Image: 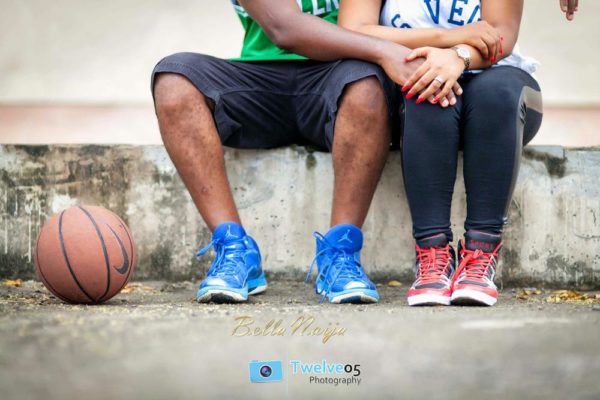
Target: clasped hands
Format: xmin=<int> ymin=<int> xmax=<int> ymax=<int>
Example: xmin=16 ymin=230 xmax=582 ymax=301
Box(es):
xmin=402 ymin=21 xmax=503 ymax=108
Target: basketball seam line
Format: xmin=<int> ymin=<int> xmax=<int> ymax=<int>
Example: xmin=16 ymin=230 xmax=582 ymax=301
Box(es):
xmin=35 ymin=230 xmax=71 ymax=303
xmin=78 ymin=206 xmax=112 ymax=303
xmin=59 ymin=210 xmax=95 ymax=303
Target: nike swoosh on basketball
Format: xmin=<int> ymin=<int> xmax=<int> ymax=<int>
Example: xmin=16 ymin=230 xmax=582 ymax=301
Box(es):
xmin=106 ymin=224 xmax=130 ymax=275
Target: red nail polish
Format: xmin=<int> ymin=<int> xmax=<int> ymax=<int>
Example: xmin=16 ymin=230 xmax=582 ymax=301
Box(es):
xmin=432 ymin=98 xmax=438 ymax=104
xmin=406 ymin=92 xmax=414 ymax=100
xmin=401 ymin=85 xmax=410 ymax=92
xmin=416 ymin=97 xmax=424 ymax=104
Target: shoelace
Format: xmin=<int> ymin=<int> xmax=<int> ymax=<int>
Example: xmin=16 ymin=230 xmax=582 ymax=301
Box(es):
xmin=452 ymin=244 xmax=499 ymax=285
xmin=305 ymin=232 xmax=366 ymax=303
xmin=197 ymin=238 xmax=247 ymax=280
xmin=415 ymin=245 xmax=453 ymax=285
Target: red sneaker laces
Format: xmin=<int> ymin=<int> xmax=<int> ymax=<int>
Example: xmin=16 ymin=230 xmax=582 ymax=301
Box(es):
xmin=415 ymin=245 xmax=452 ymax=284
xmin=452 ymin=244 xmax=500 ymax=284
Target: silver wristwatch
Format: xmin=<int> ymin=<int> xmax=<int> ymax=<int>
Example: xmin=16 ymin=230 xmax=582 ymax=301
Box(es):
xmin=452 ymin=46 xmax=471 ymax=70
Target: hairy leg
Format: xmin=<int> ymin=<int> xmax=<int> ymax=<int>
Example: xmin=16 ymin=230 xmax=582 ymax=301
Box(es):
xmin=153 ymin=73 xmax=240 ymax=231
xmin=330 ymin=77 xmax=391 ymax=228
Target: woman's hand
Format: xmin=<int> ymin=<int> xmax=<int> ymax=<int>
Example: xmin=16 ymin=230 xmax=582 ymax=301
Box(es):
xmin=402 ymin=47 xmax=465 ymax=106
xmin=447 ymin=21 xmax=503 ymax=62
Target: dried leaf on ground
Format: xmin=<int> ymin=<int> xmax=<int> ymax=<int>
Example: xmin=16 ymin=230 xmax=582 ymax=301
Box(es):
xmin=387 ymin=280 xmax=403 ymax=287
xmin=121 ymin=283 xmax=157 ymax=294
xmin=545 ymin=290 xmax=600 ymax=304
xmin=1 ymin=279 xmax=23 ymax=287
xmin=515 ymin=288 xmax=542 ymax=300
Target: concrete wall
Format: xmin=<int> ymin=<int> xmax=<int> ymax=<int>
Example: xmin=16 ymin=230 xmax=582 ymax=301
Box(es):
xmin=1 ymin=145 xmax=599 ymax=288
xmin=0 ymin=0 xmax=599 ymax=106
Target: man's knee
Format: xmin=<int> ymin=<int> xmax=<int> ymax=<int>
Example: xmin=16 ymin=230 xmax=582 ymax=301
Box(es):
xmin=339 ymin=77 xmax=388 ymax=119
xmin=153 ymin=73 xmax=209 ymax=118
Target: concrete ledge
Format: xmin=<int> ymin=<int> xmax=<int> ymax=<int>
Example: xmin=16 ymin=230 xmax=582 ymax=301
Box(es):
xmin=1 ymin=145 xmax=599 ymax=288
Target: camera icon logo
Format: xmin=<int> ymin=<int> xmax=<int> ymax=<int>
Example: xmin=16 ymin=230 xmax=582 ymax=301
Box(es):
xmin=248 ymin=360 xmax=284 ymax=383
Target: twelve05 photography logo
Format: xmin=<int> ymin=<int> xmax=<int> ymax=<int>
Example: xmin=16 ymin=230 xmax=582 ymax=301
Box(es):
xmin=248 ymin=360 xmax=284 ymax=383
xmin=249 ymin=359 xmax=362 ymax=386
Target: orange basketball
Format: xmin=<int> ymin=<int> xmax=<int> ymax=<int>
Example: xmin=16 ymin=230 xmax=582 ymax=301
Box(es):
xmin=35 ymin=205 xmax=136 ymax=304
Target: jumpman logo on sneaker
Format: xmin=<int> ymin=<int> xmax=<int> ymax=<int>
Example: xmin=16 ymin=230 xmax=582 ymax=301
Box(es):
xmin=225 ymin=226 xmax=238 ymax=240
xmin=338 ymin=229 xmax=353 ymax=244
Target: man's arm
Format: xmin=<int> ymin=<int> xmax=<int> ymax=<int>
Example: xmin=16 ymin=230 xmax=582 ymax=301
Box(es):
xmin=237 ymin=0 xmax=418 ymax=85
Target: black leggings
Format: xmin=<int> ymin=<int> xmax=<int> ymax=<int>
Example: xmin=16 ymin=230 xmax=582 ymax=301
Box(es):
xmin=401 ymin=66 xmax=543 ymax=242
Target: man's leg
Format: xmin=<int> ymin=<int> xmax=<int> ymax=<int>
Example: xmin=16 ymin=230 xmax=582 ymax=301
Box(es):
xmin=330 ymin=77 xmax=391 ymax=228
xmin=151 ymin=53 xmax=295 ymax=303
xmin=297 ymin=61 xmax=395 ymax=304
xmin=153 ymin=73 xmax=240 ymax=231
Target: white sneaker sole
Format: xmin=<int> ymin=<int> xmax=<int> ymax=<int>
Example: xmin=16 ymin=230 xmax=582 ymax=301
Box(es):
xmin=197 ymin=289 xmax=247 ymax=303
xmin=248 ymin=284 xmax=268 ymax=295
xmin=407 ymin=293 xmax=451 ymax=306
xmin=329 ymin=291 xmax=379 ymax=304
xmin=197 ymin=283 xmax=268 ymax=303
xmin=451 ymin=288 xmax=497 ymax=306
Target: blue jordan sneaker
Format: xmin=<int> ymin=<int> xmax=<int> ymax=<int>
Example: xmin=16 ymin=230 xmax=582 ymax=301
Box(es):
xmin=196 ymin=222 xmax=267 ymax=303
xmin=305 ymin=224 xmax=379 ymax=304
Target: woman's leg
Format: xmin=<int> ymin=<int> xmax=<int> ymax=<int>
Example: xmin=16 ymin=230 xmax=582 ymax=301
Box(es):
xmin=461 ymin=66 xmax=543 ymax=235
xmin=452 ymin=66 xmax=543 ymax=306
xmin=401 ymin=97 xmax=462 ymax=242
xmin=401 ymin=95 xmax=462 ymax=306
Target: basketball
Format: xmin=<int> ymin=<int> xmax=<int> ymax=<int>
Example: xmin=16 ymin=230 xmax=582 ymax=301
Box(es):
xmin=34 ymin=205 xmax=136 ymax=304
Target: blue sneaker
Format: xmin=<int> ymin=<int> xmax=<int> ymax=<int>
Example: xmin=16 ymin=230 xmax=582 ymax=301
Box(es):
xmin=196 ymin=222 xmax=267 ymax=303
xmin=305 ymin=224 xmax=379 ymax=304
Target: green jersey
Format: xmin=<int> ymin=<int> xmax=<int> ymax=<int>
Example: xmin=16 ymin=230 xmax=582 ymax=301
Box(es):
xmin=230 ymin=0 xmax=339 ymax=61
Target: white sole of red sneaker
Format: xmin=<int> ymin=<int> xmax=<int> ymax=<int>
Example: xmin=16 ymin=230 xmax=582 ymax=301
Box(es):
xmin=451 ymin=289 xmax=497 ymax=306
xmin=407 ymin=293 xmax=451 ymax=306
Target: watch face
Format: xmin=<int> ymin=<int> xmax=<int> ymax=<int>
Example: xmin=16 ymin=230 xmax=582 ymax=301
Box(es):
xmin=457 ymin=47 xmax=470 ymax=58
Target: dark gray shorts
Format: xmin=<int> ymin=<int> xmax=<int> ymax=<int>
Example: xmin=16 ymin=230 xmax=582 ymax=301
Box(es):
xmin=151 ymin=53 xmax=397 ymax=151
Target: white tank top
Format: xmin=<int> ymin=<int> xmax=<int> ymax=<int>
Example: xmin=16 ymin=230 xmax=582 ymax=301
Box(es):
xmin=380 ymin=0 xmax=539 ymax=75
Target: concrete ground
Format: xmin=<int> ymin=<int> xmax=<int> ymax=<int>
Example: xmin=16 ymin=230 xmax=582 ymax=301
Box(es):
xmin=1 ymin=280 xmax=599 ymax=400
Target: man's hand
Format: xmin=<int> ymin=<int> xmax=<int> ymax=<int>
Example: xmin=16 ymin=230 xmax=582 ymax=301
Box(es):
xmin=378 ymin=43 xmax=424 ymax=86
xmin=378 ymin=45 xmax=460 ymax=107
xmin=560 ymin=0 xmax=578 ymax=21
xmin=379 ymin=44 xmax=462 ymax=108
xmin=402 ymin=47 xmax=466 ymax=107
